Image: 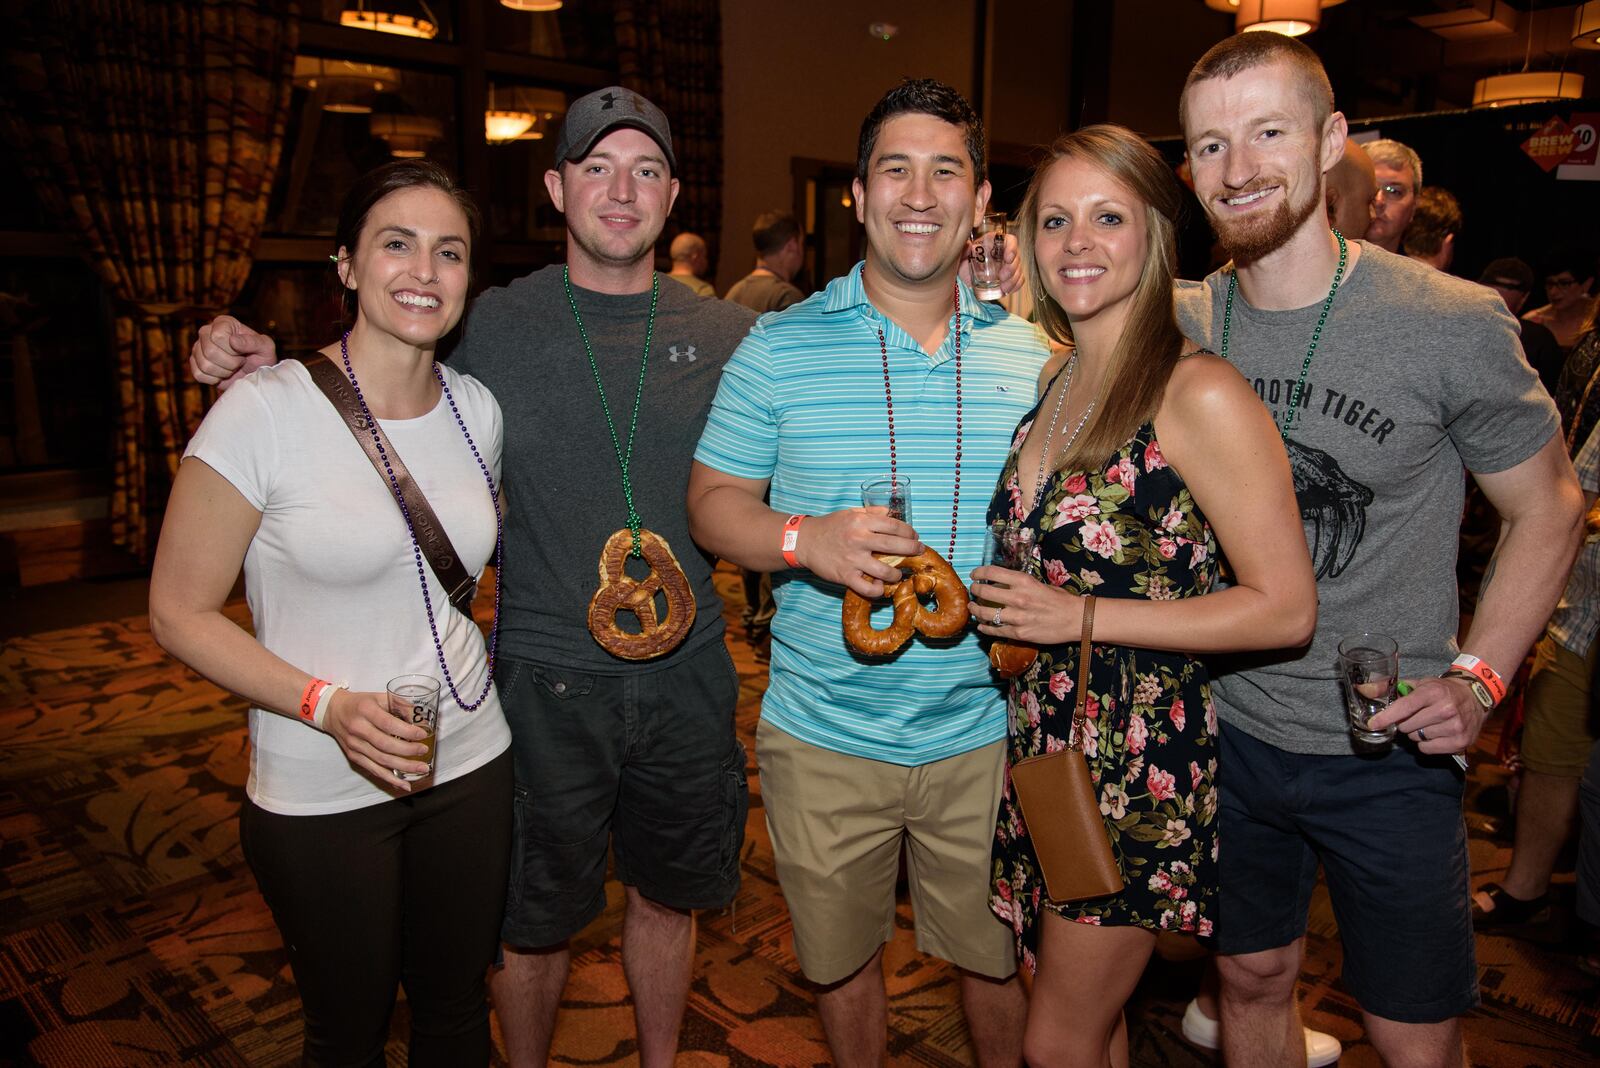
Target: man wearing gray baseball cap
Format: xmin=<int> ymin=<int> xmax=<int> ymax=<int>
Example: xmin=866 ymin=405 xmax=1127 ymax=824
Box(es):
xmin=553 ymin=85 xmax=679 ymax=173
xmin=188 ymin=84 xmax=758 ymax=1067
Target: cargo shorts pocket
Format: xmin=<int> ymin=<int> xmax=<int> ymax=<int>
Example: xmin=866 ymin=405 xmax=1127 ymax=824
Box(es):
xmin=719 ymin=739 xmax=750 ymax=884
xmin=506 ymin=782 xmax=535 ymax=912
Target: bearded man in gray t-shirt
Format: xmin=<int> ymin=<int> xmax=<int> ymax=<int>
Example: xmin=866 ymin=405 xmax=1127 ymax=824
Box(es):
xmin=1176 ymin=32 xmax=1582 ymax=1068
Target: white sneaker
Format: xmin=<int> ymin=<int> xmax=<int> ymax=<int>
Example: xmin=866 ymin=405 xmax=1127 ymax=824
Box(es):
xmin=1181 ymin=998 xmax=1342 ymax=1066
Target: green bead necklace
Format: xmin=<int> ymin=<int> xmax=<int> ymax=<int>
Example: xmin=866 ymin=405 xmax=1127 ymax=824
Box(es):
xmin=563 ymin=266 xmax=658 ymax=558
xmin=1221 ymin=229 xmax=1347 ymax=438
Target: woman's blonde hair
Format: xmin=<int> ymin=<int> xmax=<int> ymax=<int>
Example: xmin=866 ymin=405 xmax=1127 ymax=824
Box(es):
xmin=1017 ymin=124 xmax=1186 ymax=473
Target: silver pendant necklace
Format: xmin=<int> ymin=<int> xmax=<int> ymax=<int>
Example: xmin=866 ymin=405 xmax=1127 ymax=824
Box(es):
xmin=1027 ymin=351 xmax=1097 ymax=514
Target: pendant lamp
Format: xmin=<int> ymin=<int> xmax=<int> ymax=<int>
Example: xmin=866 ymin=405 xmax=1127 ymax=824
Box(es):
xmin=341 ymin=0 xmax=438 ymax=39
xmin=1471 ymin=71 xmax=1585 ymax=108
xmin=1575 ymin=2 xmax=1600 ymax=50
xmin=1204 ymin=0 xmax=1345 ymax=37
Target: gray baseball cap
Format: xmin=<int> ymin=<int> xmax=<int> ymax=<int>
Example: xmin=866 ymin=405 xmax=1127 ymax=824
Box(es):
xmin=554 ymin=86 xmax=677 ymax=173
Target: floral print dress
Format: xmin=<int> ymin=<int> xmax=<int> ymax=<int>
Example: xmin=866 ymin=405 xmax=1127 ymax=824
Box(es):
xmin=987 ymin=409 xmax=1221 ymax=974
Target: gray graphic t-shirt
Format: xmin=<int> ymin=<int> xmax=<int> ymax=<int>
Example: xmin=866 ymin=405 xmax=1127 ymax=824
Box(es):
xmin=1176 ymin=243 xmax=1558 ymax=754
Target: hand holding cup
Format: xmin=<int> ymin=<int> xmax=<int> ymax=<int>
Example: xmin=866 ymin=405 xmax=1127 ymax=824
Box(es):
xmin=322 ymin=686 xmax=432 ymax=789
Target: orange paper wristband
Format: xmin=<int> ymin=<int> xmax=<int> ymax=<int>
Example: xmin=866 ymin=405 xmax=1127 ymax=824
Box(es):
xmin=781 ymin=514 xmax=807 ymax=568
xmin=1448 ymin=654 xmax=1506 ymax=705
xmin=299 ymin=678 xmax=331 ymax=723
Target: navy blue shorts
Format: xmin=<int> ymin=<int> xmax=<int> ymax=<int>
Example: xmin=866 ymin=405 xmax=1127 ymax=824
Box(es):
xmin=1216 ymin=722 xmax=1478 ymax=1023
xmin=1579 ymin=740 xmax=1600 ymax=927
xmin=496 ymin=639 xmax=747 ymax=948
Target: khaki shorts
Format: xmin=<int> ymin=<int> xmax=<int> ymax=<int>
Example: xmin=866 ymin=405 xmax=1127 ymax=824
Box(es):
xmin=1521 ymin=634 xmax=1600 ymax=777
xmin=755 ymin=719 xmax=1016 ymax=984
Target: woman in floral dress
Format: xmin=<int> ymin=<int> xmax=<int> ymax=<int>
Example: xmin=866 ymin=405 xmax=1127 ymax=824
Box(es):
xmin=966 ymin=126 xmax=1316 ymax=1065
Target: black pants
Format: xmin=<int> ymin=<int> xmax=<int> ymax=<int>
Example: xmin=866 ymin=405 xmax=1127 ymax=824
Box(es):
xmin=240 ymin=750 xmax=512 ymax=1068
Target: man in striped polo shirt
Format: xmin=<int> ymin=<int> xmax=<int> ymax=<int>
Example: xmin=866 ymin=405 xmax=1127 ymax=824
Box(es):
xmin=688 ymin=80 xmax=1047 ymax=1066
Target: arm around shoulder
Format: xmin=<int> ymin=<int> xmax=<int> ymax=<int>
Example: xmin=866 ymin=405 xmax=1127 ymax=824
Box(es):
xmin=189 ymin=315 xmax=279 ymax=389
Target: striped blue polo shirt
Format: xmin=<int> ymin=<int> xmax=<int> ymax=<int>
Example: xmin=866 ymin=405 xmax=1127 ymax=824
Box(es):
xmin=695 ymin=262 xmax=1049 ymax=765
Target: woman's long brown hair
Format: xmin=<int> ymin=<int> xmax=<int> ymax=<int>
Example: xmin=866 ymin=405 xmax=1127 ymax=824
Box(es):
xmin=1017 ymin=124 xmax=1186 ymax=474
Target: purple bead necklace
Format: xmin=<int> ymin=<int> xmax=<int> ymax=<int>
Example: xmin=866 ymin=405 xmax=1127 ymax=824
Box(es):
xmin=339 ymin=331 xmax=502 ymax=711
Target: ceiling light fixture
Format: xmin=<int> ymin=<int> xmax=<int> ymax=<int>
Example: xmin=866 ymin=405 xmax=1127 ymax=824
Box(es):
xmin=1474 ymin=6 xmax=1586 ymax=107
xmin=370 ymin=114 xmax=444 ymax=158
xmin=1472 ymin=71 xmax=1585 ymax=107
xmin=1233 ymin=0 xmax=1322 ymax=36
xmin=486 ymin=85 xmax=536 ymax=144
xmin=340 ymin=1 xmax=439 ymax=39
xmin=1203 ymin=0 xmax=1345 ymax=11
xmin=500 ymin=0 xmax=564 ymax=10
xmin=1576 ymin=2 xmax=1600 ymax=50
xmin=486 ymin=110 xmax=536 ymax=142
xmin=1207 ymin=0 xmax=1344 ymax=36
xmin=292 ymin=57 xmax=401 ymax=114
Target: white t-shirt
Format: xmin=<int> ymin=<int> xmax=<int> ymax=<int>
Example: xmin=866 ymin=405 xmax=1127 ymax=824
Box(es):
xmin=184 ymin=359 xmax=511 ymax=815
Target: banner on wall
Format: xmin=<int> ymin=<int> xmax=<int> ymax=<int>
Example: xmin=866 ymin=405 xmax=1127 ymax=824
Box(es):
xmin=1557 ymin=112 xmax=1599 ymax=180
xmin=1521 ymin=116 xmax=1575 ymax=172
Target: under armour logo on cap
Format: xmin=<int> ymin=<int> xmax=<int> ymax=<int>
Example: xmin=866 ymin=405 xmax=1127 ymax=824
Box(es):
xmin=668 ymin=344 xmax=697 ymax=363
xmin=554 ymin=85 xmax=677 ymax=172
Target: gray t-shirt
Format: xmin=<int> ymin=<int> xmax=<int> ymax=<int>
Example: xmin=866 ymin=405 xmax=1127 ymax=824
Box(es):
xmin=1176 ymin=243 xmax=1559 ymax=754
xmin=724 ymin=271 xmax=803 ymax=314
xmin=452 ymin=266 xmax=756 ymax=673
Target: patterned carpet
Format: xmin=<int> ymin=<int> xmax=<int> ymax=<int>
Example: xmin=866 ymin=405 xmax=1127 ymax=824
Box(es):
xmin=2 ymin=564 xmax=1597 ymax=1066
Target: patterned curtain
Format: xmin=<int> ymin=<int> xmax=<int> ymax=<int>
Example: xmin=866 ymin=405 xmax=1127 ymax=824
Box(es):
xmin=615 ymin=0 xmax=724 ymax=271
xmin=0 ymin=0 xmax=298 ymax=561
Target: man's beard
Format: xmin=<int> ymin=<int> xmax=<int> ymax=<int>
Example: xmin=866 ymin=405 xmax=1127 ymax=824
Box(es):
xmin=1210 ymin=180 xmax=1320 ymax=265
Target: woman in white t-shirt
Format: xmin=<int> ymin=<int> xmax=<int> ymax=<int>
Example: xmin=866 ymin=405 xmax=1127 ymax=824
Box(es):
xmin=150 ymin=161 xmax=511 ymax=1065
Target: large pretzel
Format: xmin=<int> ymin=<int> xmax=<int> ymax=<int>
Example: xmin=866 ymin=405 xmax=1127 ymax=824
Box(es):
xmin=842 ymin=548 xmax=970 ymax=656
xmin=988 ymin=641 xmax=1039 ymax=679
xmin=588 ymin=528 xmax=697 ymax=660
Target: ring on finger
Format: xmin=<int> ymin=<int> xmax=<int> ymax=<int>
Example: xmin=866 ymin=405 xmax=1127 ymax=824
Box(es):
xmin=993 ymin=606 xmax=1004 ymax=627
xmin=1417 ymin=727 xmax=1428 ymax=741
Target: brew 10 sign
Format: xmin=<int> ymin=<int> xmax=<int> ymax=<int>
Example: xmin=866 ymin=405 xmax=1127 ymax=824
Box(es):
xmin=1523 ymin=113 xmax=1600 ymax=176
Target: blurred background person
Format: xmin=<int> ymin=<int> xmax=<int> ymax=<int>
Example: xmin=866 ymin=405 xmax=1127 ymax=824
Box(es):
xmin=1473 ymin=417 xmax=1600 ymax=931
xmin=724 ymin=210 xmax=805 ymax=313
xmin=1527 ymin=247 xmax=1598 ymax=356
xmin=722 ymin=210 xmax=807 ymax=656
xmin=668 ymin=231 xmax=716 ymax=297
xmin=1480 ymin=257 xmax=1563 ymax=393
xmin=1403 ymin=186 xmax=1462 ymax=272
xmin=1324 ymin=139 xmax=1376 ymax=240
xmin=1364 ymin=138 xmax=1422 ymax=254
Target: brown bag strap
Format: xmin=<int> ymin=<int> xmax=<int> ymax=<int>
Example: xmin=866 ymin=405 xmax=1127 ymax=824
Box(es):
xmin=1068 ymin=594 xmax=1096 ymax=750
xmin=302 ymin=353 xmax=477 ymax=618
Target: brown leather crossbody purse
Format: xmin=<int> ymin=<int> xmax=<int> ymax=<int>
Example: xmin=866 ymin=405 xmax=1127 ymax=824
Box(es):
xmin=1007 ymin=594 xmax=1125 ymax=902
